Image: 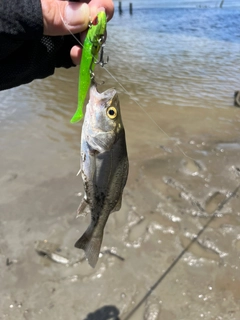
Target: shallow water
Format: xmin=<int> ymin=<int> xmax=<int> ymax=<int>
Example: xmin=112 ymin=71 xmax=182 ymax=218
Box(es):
xmin=1 ymin=3 xmax=240 ymax=320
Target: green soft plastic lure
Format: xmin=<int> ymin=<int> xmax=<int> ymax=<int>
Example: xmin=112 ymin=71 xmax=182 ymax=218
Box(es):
xmin=70 ymin=11 xmax=107 ymax=123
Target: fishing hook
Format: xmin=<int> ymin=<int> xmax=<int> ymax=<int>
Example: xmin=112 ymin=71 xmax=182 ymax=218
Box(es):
xmin=90 ymin=44 xmax=109 ymax=80
xmin=95 ymin=44 xmax=109 ymax=67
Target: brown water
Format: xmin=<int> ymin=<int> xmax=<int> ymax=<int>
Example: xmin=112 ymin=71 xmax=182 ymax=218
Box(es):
xmin=1 ymin=5 xmax=240 ymax=320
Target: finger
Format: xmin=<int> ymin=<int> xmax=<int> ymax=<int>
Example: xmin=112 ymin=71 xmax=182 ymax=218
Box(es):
xmin=70 ymin=46 xmax=82 ymax=65
xmin=88 ymin=0 xmax=114 ymax=21
xmin=42 ymin=0 xmax=90 ymax=36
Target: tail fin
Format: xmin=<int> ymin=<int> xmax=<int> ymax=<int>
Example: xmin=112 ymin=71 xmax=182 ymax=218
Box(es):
xmin=74 ymin=225 xmax=103 ymax=268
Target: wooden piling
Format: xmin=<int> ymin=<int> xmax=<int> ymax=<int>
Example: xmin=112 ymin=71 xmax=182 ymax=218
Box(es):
xmin=118 ymin=1 xmax=122 ymax=15
xmin=129 ymin=3 xmax=133 ymax=15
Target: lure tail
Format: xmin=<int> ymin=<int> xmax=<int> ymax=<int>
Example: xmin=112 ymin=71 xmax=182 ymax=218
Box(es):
xmin=75 ymin=224 xmax=103 ymax=268
xmin=70 ymin=108 xmax=84 ymax=123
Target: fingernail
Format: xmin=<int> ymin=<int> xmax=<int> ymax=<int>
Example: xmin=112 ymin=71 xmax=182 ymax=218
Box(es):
xmin=89 ymin=6 xmax=105 ymax=21
xmin=96 ymin=7 xmax=106 ymax=14
xmin=65 ymin=3 xmax=90 ymax=28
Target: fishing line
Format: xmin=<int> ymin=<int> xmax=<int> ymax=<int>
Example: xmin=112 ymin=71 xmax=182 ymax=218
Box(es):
xmin=57 ymin=2 xmax=196 ymax=161
xmin=102 ymin=66 xmax=196 ymax=160
xmin=57 ymin=2 xmax=84 ymax=47
xmin=56 ymin=7 xmax=238 ymax=317
xmin=123 ymin=183 xmax=240 ymax=320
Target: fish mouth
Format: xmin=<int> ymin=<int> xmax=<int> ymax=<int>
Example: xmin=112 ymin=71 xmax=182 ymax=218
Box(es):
xmin=89 ymin=83 xmax=118 ymax=111
xmin=90 ymin=83 xmax=117 ymax=99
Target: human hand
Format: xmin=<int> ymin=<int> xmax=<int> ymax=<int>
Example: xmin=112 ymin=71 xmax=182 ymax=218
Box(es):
xmin=41 ymin=0 xmax=114 ymax=64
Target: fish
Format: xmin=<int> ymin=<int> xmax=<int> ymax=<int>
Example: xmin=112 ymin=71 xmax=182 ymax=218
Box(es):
xmin=74 ymin=83 xmax=129 ymax=268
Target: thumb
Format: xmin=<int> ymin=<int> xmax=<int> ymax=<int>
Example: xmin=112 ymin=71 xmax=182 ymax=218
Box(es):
xmin=42 ymin=0 xmax=90 ymax=36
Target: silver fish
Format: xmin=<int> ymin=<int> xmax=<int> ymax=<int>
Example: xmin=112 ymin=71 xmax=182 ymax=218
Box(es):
xmin=75 ymin=84 xmax=129 ymax=268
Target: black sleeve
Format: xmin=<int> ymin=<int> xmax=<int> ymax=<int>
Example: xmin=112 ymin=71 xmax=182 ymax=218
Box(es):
xmin=0 ymin=0 xmax=78 ymax=90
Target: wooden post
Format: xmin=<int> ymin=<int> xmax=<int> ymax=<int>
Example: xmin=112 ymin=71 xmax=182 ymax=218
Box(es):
xmin=118 ymin=1 xmax=123 ymax=15
xmin=129 ymin=3 xmax=133 ymax=15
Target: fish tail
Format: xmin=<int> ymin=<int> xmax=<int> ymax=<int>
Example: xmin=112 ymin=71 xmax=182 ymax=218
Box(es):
xmin=74 ymin=225 xmax=103 ymax=268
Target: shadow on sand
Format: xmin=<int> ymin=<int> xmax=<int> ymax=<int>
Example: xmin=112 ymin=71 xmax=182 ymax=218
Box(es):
xmin=84 ymin=305 xmax=120 ymax=320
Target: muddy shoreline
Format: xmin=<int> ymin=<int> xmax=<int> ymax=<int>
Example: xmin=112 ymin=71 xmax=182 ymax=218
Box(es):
xmin=1 ymin=67 xmax=240 ymax=319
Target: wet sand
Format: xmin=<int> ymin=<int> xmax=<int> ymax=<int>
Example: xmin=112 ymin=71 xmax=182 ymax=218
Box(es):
xmin=0 ymin=67 xmax=240 ymax=319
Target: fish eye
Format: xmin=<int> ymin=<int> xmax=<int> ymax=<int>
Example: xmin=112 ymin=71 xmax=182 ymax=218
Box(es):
xmin=107 ymin=106 xmax=118 ymax=119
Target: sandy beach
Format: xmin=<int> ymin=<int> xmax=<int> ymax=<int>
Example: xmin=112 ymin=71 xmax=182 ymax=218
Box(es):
xmin=1 ymin=64 xmax=240 ymax=319
xmin=1 ymin=4 xmax=240 ymax=318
